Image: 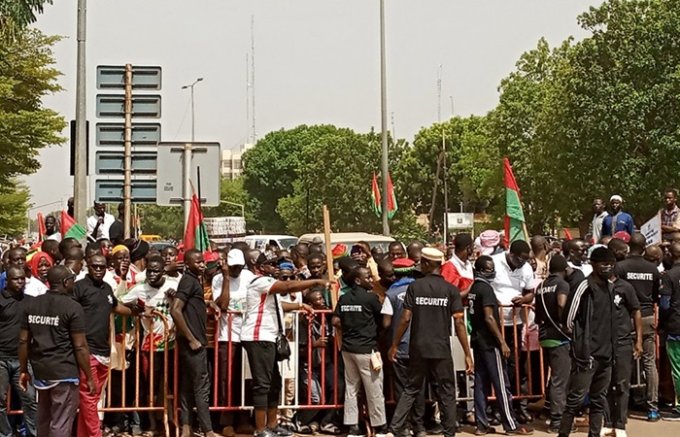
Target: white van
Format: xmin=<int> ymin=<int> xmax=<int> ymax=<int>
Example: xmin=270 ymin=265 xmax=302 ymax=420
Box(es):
xmin=244 ymin=235 xmax=298 ymax=252
xmin=297 ymin=232 xmax=395 ymax=253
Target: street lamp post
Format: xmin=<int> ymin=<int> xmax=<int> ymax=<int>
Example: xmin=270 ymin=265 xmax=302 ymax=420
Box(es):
xmin=379 ymin=0 xmax=390 ymax=236
xmin=181 ymin=78 xmax=203 ymax=230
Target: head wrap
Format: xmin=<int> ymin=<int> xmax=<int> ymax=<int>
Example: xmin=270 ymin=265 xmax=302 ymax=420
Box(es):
xmin=479 ymin=230 xmax=501 ymax=255
xmin=610 ymin=194 xmax=623 ymax=202
xmin=29 ymin=252 xmax=53 ymax=284
xmin=111 ymin=245 xmax=129 ymax=255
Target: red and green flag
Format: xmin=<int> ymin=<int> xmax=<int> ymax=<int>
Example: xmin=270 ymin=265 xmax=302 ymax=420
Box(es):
xmin=36 ymin=213 xmax=46 ymax=242
xmin=503 ymin=158 xmax=526 ymax=247
xmin=60 ymin=210 xmax=88 ymax=240
xmin=184 ymin=193 xmax=210 ymax=252
xmin=371 ymin=172 xmax=398 ymax=219
xmin=371 ymin=173 xmax=382 ymax=218
xmin=386 ymin=172 xmax=398 ymax=219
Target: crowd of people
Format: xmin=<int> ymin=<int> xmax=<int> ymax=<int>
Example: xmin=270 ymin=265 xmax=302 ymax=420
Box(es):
xmin=1 ymin=194 xmax=680 ymax=437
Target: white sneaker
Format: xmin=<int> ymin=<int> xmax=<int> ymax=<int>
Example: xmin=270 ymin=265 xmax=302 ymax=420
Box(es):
xmin=601 ymin=427 xmax=613 ymax=437
xmin=614 ymin=430 xmax=627 ymax=437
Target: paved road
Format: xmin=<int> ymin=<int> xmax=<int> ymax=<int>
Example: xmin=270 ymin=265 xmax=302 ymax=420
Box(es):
xmin=454 ymin=416 xmax=678 ymax=435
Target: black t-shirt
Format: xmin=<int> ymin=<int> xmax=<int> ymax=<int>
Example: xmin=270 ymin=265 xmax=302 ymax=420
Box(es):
xmin=334 ymin=286 xmax=382 ymax=354
xmin=614 ymin=255 xmax=660 ymax=317
xmin=404 ymin=273 xmax=464 ymax=359
xmin=661 ymin=264 xmax=680 ymax=335
xmin=0 ymin=290 xmax=32 ymax=359
xmin=175 ymin=271 xmax=208 ymax=346
xmin=590 ymin=281 xmax=615 ymax=360
xmin=73 ymin=275 xmax=118 ymax=356
xmin=612 ymin=278 xmax=640 ymax=344
xmin=21 ymin=292 xmax=86 ymax=380
xmin=535 ymin=274 xmax=571 ymax=343
xmin=468 ymin=279 xmax=500 ymax=350
xmin=566 ymin=268 xmax=586 ymax=294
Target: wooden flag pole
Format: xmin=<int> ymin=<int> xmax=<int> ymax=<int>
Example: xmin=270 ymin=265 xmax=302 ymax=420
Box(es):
xmin=323 ymin=205 xmax=337 ymax=308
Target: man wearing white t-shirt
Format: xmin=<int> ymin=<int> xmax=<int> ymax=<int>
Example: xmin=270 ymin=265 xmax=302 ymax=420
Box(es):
xmin=240 ymin=260 xmax=328 ymax=437
xmin=212 ymin=249 xmax=255 ymax=434
xmin=490 ymin=240 xmax=535 ymax=422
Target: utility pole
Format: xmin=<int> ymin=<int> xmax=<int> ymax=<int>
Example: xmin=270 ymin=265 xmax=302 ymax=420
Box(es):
xmin=123 ymin=64 xmax=132 ymax=239
xmin=379 ymin=0 xmax=390 ymax=235
xmin=181 ymin=78 xmax=203 ymax=228
xmin=73 ymin=0 xmax=88 ymax=226
xmin=250 ymin=15 xmax=256 ymax=144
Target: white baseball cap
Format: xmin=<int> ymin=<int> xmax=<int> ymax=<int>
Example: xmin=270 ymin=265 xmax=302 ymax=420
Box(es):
xmin=227 ymin=249 xmax=246 ymax=266
xmin=610 ymin=195 xmax=623 ymax=202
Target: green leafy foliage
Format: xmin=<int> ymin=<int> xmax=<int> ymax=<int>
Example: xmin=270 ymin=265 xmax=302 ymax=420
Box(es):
xmin=0 ymin=0 xmax=53 ymax=37
xmin=0 ymin=29 xmax=65 ymax=188
xmin=0 ymin=182 xmax=30 ymax=237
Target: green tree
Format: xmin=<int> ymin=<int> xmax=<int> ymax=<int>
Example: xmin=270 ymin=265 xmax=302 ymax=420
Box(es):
xmin=0 ymin=182 xmax=30 ymax=237
xmin=276 ymin=129 xmax=384 ymax=235
xmin=0 ymin=0 xmax=52 ymax=36
xmin=394 ymin=116 xmax=494 ymax=231
xmin=0 ymin=29 xmax=65 ymax=187
xmin=138 ymin=205 xmax=184 ymax=240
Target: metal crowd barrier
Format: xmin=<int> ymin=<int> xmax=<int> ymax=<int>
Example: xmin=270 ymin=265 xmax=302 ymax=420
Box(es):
xmin=3 ymin=303 xmax=668 ymax=435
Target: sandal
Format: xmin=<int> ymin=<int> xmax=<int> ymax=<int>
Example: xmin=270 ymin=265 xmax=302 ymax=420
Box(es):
xmin=320 ymin=423 xmax=342 ymax=435
xmin=297 ymin=424 xmax=313 ymax=434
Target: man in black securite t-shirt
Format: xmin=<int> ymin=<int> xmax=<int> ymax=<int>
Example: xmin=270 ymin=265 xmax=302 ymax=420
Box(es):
xmin=19 ymin=265 xmax=95 ymax=437
xmin=72 ymin=254 xmax=138 ymax=437
xmin=468 ymin=256 xmax=533 ymax=436
xmin=535 ymin=255 xmax=572 ymax=433
xmin=333 ymin=266 xmax=389 ymax=437
xmin=612 ymin=232 xmax=661 ymax=421
xmin=558 ymin=247 xmax=617 ymax=437
xmin=388 ymin=248 xmax=473 ymax=437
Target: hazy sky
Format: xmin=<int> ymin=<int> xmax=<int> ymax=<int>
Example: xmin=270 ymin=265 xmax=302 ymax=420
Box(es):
xmin=25 ymin=0 xmax=601 ymax=215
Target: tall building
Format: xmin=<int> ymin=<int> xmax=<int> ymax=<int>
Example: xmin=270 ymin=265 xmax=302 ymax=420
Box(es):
xmin=220 ymin=143 xmax=253 ymax=180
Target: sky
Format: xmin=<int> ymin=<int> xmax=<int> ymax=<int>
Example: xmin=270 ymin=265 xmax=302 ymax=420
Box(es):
xmin=25 ymin=0 xmax=601 ymax=216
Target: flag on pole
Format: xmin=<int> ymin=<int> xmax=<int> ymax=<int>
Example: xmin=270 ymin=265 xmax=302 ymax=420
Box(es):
xmin=371 ymin=173 xmax=382 ymax=218
xmin=60 ymin=210 xmax=87 ymax=240
xmin=386 ymin=172 xmax=398 ymax=219
xmin=503 ymin=158 xmax=526 ymax=247
xmin=184 ymin=193 xmax=211 ymax=252
xmin=37 ymin=213 xmax=46 ymax=242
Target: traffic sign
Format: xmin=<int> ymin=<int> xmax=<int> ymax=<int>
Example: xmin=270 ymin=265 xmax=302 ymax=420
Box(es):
xmin=95 ymin=151 xmax=157 ymax=174
xmin=96 ymin=123 xmax=161 ymax=147
xmin=96 ymin=65 xmax=162 ymax=90
xmin=155 ymin=142 xmax=221 ymax=207
xmin=95 ymin=178 xmax=157 ymax=203
xmin=96 ymin=94 xmax=161 ymax=118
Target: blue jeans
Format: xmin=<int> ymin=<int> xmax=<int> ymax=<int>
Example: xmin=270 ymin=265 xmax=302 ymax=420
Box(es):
xmin=0 ymin=358 xmax=37 ymax=437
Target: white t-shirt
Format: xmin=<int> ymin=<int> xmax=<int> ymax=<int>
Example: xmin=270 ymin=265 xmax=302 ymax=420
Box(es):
xmin=491 ymin=252 xmax=535 ymax=326
xmin=381 ymin=295 xmax=393 ymax=315
xmin=24 ymin=276 xmax=47 ymax=297
xmin=240 ymin=276 xmax=284 ymax=343
xmin=212 ymin=269 xmax=255 ymax=342
xmin=45 ymin=232 xmax=62 ymax=242
xmin=86 ymin=213 xmax=116 ymax=240
xmin=568 ymin=261 xmax=593 ymax=278
xmin=121 ymin=280 xmax=176 ymax=351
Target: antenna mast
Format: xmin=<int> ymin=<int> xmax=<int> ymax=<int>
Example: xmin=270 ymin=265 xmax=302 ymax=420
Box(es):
xmin=250 ymin=15 xmax=256 ymax=145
